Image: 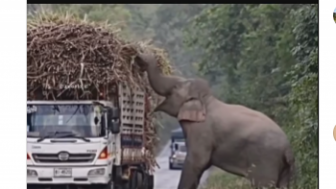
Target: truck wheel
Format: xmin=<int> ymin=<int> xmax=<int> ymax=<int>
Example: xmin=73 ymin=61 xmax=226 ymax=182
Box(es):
xmin=147 ymin=174 xmax=154 ymax=189
xmin=114 ymin=181 xmax=129 ymax=189
xmin=141 ymin=173 xmax=154 ymax=189
xmin=126 ymin=170 xmax=143 ymax=189
xmin=134 ymin=171 xmax=143 ymax=189
xmin=104 ymin=182 xmax=113 ymax=189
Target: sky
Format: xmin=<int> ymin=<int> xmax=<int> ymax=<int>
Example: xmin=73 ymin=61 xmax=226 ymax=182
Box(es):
xmin=334 ymin=7 xmax=336 ymax=13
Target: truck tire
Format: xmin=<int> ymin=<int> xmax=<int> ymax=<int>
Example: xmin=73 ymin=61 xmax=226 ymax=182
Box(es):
xmin=140 ymin=173 xmax=154 ymax=189
xmin=114 ymin=181 xmax=129 ymax=189
xmin=124 ymin=170 xmax=142 ymax=189
xmin=147 ymin=174 xmax=154 ymax=189
xmin=104 ymin=182 xmax=113 ymax=189
xmin=134 ymin=171 xmax=143 ymax=189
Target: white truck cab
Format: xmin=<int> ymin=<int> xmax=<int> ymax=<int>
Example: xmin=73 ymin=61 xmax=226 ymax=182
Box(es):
xmin=27 ymin=100 xmax=116 ymax=187
xmin=27 ymin=85 xmax=154 ymax=189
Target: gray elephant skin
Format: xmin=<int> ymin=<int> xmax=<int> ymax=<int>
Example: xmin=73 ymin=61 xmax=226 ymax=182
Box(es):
xmin=135 ymin=53 xmax=295 ymax=189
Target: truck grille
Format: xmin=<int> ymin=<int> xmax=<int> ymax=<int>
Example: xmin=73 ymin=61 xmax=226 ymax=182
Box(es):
xmin=32 ymin=153 xmax=95 ymax=163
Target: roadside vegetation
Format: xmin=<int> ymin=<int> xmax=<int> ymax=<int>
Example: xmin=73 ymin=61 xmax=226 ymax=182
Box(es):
xmin=202 ymin=168 xmax=249 ymax=189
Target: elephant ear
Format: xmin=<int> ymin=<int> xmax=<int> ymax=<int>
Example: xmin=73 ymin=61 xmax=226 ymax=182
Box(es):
xmin=177 ymin=99 xmax=206 ymax=122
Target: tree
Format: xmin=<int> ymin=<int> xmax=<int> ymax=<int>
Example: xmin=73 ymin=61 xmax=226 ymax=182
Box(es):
xmin=151 ymin=4 xmax=209 ymax=77
xmin=286 ymin=4 xmax=318 ymax=188
xmin=186 ymin=5 xmax=298 ymax=121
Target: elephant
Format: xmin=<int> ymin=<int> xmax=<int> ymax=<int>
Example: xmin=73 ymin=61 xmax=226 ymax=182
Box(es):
xmin=135 ymin=53 xmax=295 ymax=189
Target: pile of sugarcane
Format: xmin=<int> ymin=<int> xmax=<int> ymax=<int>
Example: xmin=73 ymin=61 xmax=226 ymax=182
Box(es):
xmin=27 ymin=12 xmax=173 ymax=170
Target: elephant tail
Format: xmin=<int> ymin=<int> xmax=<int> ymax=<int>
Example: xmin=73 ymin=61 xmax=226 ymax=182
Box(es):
xmin=285 ymin=147 xmax=296 ymax=186
xmin=277 ymin=147 xmax=296 ymax=188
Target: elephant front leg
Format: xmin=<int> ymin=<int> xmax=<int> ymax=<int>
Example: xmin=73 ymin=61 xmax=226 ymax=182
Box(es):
xmin=177 ymin=149 xmax=211 ymax=189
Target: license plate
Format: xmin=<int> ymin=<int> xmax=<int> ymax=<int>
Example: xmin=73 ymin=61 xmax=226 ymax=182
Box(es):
xmin=177 ymin=160 xmax=184 ymax=163
xmin=54 ymin=168 xmax=72 ymax=178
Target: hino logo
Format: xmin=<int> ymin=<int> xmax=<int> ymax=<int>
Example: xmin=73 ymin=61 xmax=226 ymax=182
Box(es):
xmin=58 ymin=152 xmax=70 ymax=161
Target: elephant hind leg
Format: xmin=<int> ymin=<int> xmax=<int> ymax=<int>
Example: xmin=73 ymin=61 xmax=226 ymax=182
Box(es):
xmin=276 ymin=161 xmax=294 ymax=188
xmin=276 ymin=148 xmax=295 ymax=188
xmin=276 ymin=166 xmax=290 ymax=188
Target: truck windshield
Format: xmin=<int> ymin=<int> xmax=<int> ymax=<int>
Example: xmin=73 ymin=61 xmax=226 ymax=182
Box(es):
xmin=173 ymin=138 xmax=185 ymax=143
xmin=27 ymin=104 xmax=106 ymax=138
xmin=178 ymin=145 xmax=187 ymax=152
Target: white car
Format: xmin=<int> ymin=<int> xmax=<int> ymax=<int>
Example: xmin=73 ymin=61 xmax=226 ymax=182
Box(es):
xmin=169 ymin=143 xmax=186 ymax=170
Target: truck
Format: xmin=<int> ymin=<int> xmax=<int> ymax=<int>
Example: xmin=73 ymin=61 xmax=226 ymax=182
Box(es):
xmin=169 ymin=128 xmax=186 ymax=170
xmin=27 ymin=84 xmax=154 ymax=189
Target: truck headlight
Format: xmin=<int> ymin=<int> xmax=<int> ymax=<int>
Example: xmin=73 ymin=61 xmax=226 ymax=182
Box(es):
xmin=88 ymin=168 xmax=105 ymax=176
xmin=27 ymin=169 xmax=38 ymax=177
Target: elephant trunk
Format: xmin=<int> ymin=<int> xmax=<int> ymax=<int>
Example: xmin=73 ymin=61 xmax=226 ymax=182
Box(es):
xmin=146 ymin=62 xmax=185 ymax=96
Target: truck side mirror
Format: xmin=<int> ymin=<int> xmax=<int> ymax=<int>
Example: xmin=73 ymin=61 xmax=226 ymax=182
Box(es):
xmin=107 ymin=107 xmax=120 ymax=134
xmin=110 ymin=120 xmax=120 ymax=134
xmin=108 ymin=107 xmax=120 ymax=120
xmin=174 ymin=143 xmax=178 ymax=150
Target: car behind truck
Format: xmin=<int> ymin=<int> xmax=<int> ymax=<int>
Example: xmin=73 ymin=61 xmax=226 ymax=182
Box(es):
xmin=27 ymin=84 xmax=154 ymax=189
xmin=169 ymin=128 xmax=186 ymax=170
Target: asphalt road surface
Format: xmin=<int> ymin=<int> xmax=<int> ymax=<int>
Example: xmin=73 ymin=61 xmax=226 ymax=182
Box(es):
xmin=154 ymin=143 xmax=209 ymax=189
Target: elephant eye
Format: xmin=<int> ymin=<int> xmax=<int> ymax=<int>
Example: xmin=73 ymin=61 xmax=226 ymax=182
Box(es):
xmin=172 ymin=84 xmax=180 ymax=91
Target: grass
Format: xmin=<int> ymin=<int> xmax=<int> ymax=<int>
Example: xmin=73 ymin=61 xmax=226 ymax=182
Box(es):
xmin=202 ymin=167 xmax=298 ymax=189
xmin=202 ymin=167 xmax=251 ymax=189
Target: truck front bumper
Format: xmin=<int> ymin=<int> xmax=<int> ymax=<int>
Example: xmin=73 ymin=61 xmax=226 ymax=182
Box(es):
xmin=170 ymin=157 xmax=185 ymax=168
xmin=27 ymin=165 xmax=110 ymax=185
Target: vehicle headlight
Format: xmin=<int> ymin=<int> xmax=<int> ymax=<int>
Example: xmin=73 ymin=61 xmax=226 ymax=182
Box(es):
xmin=88 ymin=168 xmax=105 ymax=176
xmin=27 ymin=169 xmax=38 ymax=177
xmin=172 ymin=154 xmax=177 ymax=158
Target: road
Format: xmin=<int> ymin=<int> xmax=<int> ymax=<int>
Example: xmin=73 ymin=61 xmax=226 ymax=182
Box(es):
xmin=154 ymin=143 xmax=209 ymax=189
